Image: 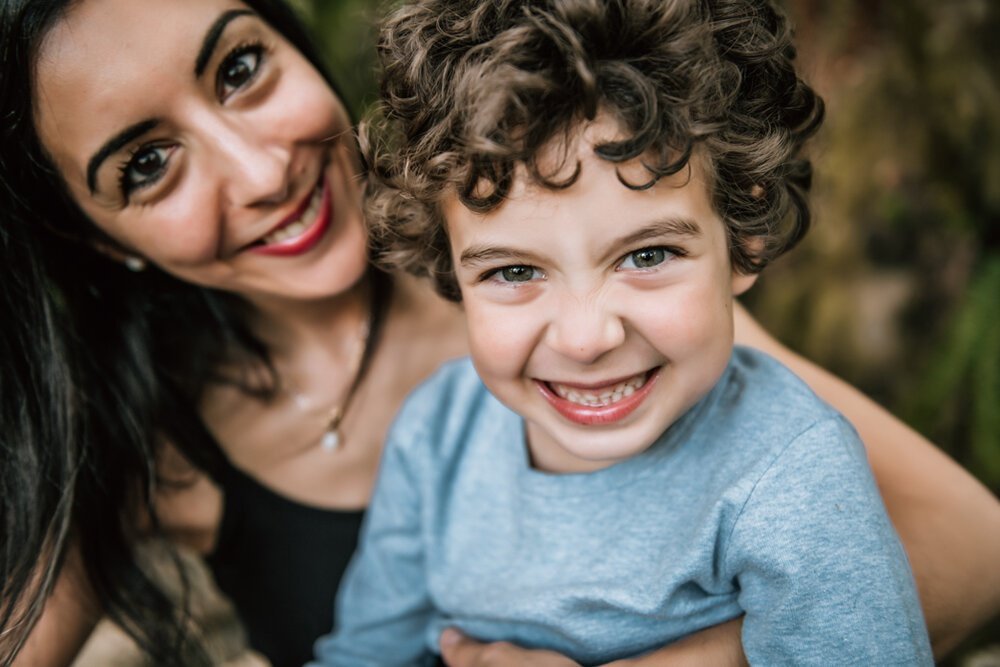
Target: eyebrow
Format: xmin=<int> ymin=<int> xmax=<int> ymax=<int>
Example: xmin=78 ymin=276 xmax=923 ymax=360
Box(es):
xmin=85 ymin=9 xmax=254 ymax=195
xmin=596 ymin=217 xmax=702 ymax=265
xmin=194 ymin=8 xmax=254 ymax=77
xmin=86 ymin=118 xmax=160 ymax=194
xmin=459 ymin=217 xmax=703 ymax=268
xmin=616 ymin=217 xmax=702 ymax=247
xmin=459 ymin=246 xmax=543 ymax=268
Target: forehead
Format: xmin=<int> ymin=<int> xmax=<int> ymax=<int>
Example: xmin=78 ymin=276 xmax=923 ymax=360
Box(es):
xmin=33 ymin=0 xmax=249 ymax=180
xmin=454 ymin=117 xmax=715 ymax=223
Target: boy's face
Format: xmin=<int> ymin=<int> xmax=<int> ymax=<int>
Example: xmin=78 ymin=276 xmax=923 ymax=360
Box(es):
xmin=444 ymin=119 xmax=758 ymax=474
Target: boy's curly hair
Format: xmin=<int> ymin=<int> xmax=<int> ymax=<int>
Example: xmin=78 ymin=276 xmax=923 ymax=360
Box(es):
xmin=363 ymin=0 xmax=824 ymax=301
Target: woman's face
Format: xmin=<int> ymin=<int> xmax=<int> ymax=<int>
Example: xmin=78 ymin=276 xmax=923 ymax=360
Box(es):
xmin=33 ymin=0 xmax=369 ymax=304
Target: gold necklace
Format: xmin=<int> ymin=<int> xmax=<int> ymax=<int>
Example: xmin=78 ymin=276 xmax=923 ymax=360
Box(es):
xmin=284 ymin=270 xmax=389 ymax=452
xmin=318 ymin=309 xmax=371 ymax=452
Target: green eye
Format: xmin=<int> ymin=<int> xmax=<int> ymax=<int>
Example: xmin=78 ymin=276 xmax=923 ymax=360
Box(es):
xmin=499 ymin=266 xmax=536 ymax=282
xmin=621 ymin=247 xmax=669 ymax=269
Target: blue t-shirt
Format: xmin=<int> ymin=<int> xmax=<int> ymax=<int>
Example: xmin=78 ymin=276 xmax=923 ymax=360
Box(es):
xmin=313 ymin=347 xmax=932 ymax=666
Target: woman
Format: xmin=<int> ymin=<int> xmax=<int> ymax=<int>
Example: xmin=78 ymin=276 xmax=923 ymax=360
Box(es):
xmin=0 ymin=1 xmax=997 ymax=666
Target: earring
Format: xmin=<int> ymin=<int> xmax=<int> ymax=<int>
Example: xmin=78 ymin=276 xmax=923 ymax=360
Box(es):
xmin=124 ymin=256 xmax=147 ymax=272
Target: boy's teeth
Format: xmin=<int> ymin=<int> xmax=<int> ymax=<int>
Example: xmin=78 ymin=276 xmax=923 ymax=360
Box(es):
xmin=551 ymin=372 xmax=647 ymax=407
xmin=261 ymin=184 xmax=323 ymax=245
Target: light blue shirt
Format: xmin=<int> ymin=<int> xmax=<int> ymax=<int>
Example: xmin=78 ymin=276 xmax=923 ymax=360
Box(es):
xmin=313 ymin=347 xmax=932 ymax=666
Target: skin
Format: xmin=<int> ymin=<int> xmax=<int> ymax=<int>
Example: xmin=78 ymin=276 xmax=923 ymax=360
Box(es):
xmin=447 ymin=120 xmax=756 ymax=475
xmin=17 ymin=0 xmax=1000 ymax=665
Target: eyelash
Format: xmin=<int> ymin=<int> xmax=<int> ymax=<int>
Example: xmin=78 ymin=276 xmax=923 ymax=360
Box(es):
xmin=116 ymin=40 xmax=268 ymax=199
xmin=476 ymin=245 xmax=685 ymax=287
xmin=217 ymin=40 xmax=267 ymax=99
xmin=617 ymin=245 xmax=686 ymax=271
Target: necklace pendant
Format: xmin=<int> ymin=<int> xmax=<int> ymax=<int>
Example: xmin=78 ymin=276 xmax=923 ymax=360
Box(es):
xmin=321 ymin=429 xmax=341 ymax=451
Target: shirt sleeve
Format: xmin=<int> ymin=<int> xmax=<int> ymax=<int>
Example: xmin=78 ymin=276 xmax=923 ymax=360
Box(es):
xmin=310 ymin=425 xmax=436 ymax=667
xmin=723 ymin=417 xmax=933 ymax=666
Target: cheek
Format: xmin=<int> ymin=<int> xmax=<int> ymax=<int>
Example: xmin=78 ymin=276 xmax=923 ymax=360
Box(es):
xmin=271 ymin=67 xmax=346 ymax=141
xmin=464 ymin=298 xmax=537 ymax=381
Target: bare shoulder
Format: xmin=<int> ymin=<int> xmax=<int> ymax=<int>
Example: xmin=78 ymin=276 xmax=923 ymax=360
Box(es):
xmin=152 ymin=442 xmax=224 ymax=555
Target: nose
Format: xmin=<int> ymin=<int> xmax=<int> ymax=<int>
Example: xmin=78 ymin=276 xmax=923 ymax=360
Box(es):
xmin=545 ymin=293 xmax=626 ymax=365
xmin=210 ymin=119 xmax=291 ymax=207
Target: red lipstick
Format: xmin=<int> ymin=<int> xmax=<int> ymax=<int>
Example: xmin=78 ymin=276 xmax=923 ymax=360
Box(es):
xmin=249 ymin=176 xmax=332 ymax=257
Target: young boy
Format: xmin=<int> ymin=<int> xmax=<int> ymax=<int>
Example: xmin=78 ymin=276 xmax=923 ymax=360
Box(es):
xmin=314 ymin=0 xmax=932 ymax=664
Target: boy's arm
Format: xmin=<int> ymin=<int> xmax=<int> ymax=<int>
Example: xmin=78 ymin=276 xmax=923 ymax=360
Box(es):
xmin=310 ymin=428 xmax=435 ymax=667
xmin=728 ymin=417 xmax=932 ymax=665
xmin=734 ymin=302 xmax=1000 ymax=655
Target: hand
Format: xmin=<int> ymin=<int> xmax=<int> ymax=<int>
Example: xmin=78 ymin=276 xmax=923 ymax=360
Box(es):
xmin=439 ymin=628 xmax=581 ymax=667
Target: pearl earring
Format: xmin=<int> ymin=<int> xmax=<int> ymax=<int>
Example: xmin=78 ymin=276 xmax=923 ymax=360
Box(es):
xmin=124 ymin=256 xmax=147 ymax=272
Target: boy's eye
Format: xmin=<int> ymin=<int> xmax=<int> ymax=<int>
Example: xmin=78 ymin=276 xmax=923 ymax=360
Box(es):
xmin=119 ymin=145 xmax=173 ymax=197
xmin=491 ymin=265 xmax=541 ymax=283
xmin=619 ymin=247 xmax=673 ymax=270
xmin=218 ymin=45 xmax=263 ymax=99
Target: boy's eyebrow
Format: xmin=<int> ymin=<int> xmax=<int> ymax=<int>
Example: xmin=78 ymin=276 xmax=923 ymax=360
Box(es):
xmin=459 ymin=246 xmax=543 ymax=268
xmin=596 ymin=216 xmax=703 ymax=265
xmin=616 ymin=217 xmax=703 ymax=247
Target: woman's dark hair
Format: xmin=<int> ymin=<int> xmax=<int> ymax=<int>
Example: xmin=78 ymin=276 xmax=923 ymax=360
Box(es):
xmin=0 ymin=1 xmax=340 ymax=663
xmin=365 ymin=0 xmax=824 ymax=301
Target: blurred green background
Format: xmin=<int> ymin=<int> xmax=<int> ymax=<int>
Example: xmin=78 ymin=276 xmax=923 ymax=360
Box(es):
xmin=302 ymin=0 xmax=999 ymax=662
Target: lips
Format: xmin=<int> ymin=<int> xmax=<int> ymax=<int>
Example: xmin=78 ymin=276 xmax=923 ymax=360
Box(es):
xmin=535 ymin=367 xmax=660 ymax=426
xmin=248 ymin=175 xmax=332 ymax=257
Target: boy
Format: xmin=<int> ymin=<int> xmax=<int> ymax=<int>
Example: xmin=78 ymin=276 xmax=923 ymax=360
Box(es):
xmin=315 ymin=0 xmax=932 ymax=664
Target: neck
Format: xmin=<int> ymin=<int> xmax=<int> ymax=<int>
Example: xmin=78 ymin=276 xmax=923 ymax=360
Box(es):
xmin=243 ymin=275 xmax=372 ymax=361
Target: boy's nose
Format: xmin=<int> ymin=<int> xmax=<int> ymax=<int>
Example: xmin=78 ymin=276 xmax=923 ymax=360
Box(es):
xmin=545 ymin=297 xmax=626 ymax=365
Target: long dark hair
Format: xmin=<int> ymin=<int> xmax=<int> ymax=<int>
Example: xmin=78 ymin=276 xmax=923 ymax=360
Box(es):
xmin=0 ymin=1 xmax=342 ymax=663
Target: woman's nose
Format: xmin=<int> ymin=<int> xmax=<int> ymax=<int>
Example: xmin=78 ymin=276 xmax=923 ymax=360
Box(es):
xmin=545 ymin=295 xmax=626 ymax=365
xmin=211 ymin=121 xmax=292 ymax=207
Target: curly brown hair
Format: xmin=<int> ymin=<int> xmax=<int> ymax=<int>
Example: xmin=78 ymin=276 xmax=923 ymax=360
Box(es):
xmin=363 ymin=0 xmax=824 ymax=301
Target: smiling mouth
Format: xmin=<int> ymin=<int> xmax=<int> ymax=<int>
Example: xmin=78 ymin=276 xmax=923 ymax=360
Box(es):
xmin=549 ymin=372 xmax=649 ymax=407
xmin=248 ymin=174 xmax=332 ymax=256
xmin=536 ymin=368 xmax=661 ymax=426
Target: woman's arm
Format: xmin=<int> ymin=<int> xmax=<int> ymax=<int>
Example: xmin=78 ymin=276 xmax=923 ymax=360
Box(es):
xmin=733 ymin=302 xmax=1000 ymax=656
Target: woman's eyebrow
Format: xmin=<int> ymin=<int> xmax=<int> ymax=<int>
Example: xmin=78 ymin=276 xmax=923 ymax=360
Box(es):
xmin=85 ymin=9 xmax=256 ymax=194
xmin=86 ymin=118 xmax=159 ymax=194
xmin=194 ymin=8 xmax=255 ymax=77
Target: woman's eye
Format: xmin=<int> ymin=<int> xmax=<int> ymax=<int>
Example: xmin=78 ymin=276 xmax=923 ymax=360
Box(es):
xmin=619 ymin=247 xmax=673 ymax=270
xmin=491 ymin=265 xmax=541 ymax=283
xmin=218 ymin=46 xmax=263 ymax=99
xmin=120 ymin=145 xmax=172 ymax=196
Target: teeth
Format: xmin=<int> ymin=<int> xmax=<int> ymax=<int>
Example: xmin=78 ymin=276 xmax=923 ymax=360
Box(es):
xmin=551 ymin=372 xmax=647 ymax=407
xmin=261 ymin=183 xmax=323 ymax=245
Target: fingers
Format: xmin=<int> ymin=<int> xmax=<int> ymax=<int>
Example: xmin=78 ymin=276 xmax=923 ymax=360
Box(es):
xmin=438 ymin=628 xmax=581 ymax=667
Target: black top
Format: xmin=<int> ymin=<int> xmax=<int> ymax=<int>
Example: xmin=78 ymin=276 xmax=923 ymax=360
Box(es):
xmin=206 ymin=458 xmax=364 ymax=667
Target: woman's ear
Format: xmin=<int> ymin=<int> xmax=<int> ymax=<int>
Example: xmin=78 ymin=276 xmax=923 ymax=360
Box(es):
xmin=91 ymin=240 xmax=147 ymax=271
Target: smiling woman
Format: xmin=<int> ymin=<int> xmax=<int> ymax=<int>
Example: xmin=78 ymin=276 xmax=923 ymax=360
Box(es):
xmin=2 ymin=0 xmax=1000 ymax=666
xmin=1 ymin=1 xmax=465 ymax=665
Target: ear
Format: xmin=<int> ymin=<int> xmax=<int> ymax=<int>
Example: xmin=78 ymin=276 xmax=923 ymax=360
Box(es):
xmin=731 ymin=234 xmax=765 ymax=296
xmin=731 ymin=269 xmax=759 ymax=296
xmin=90 ymin=239 xmax=147 ymax=271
